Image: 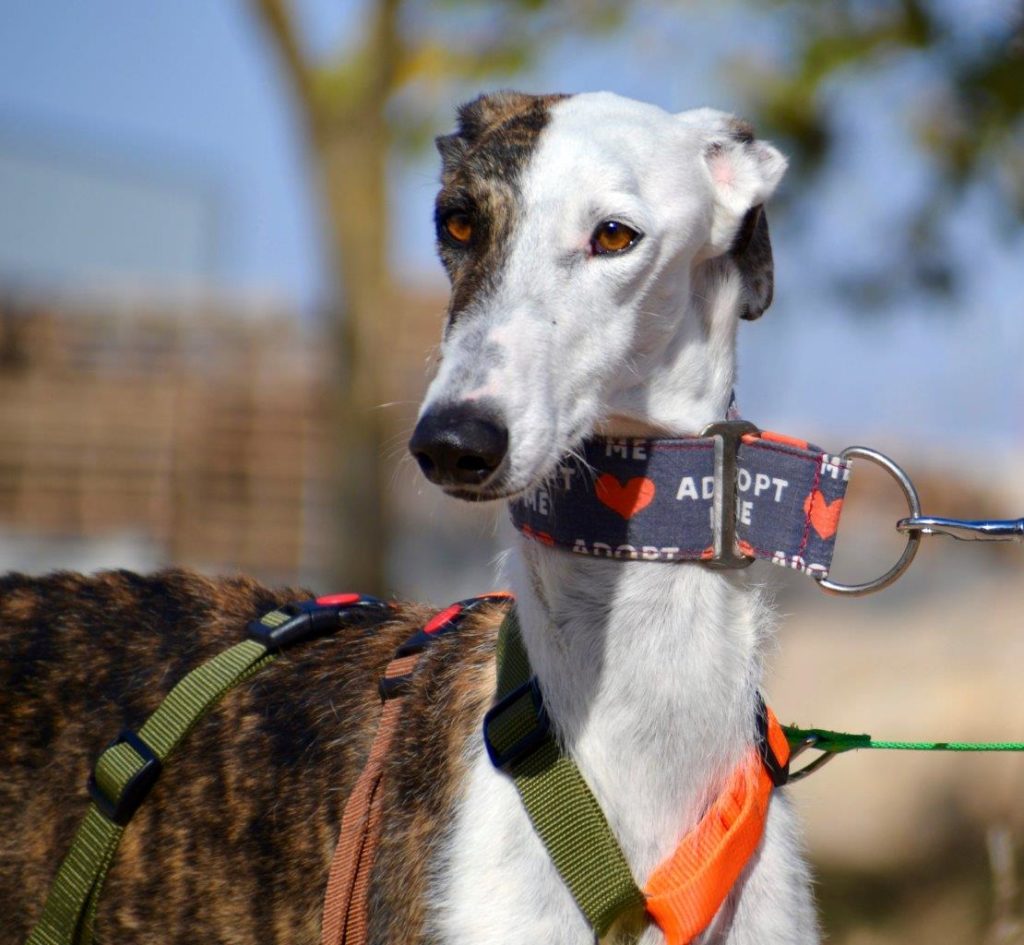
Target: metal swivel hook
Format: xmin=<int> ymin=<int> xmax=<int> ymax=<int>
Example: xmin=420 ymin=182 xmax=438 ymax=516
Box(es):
xmin=897 ymin=516 xmax=1024 ymax=542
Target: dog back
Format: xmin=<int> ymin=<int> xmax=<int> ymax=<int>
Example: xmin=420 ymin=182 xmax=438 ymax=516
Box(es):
xmin=0 ymin=568 xmax=502 ymax=945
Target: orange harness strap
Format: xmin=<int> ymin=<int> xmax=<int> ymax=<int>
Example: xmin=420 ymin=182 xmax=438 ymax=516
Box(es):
xmin=644 ymin=706 xmax=791 ymax=944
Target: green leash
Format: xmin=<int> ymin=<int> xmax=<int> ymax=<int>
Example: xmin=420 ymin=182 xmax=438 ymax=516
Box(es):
xmin=781 ymin=725 xmax=1024 ymax=781
xmin=784 ymin=726 xmax=1024 ymax=753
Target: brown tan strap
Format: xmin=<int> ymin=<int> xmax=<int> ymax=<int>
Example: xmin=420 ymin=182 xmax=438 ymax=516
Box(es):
xmin=321 ymin=593 xmax=511 ymax=944
xmin=321 ymin=652 xmax=418 ymax=945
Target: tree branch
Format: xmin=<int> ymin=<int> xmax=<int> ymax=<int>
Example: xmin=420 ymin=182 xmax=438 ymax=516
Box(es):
xmin=250 ymin=0 xmax=323 ymax=141
xmin=368 ymin=0 xmax=404 ymax=102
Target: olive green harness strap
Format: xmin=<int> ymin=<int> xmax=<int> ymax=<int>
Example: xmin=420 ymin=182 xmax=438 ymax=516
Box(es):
xmin=27 ymin=637 xmax=274 ymax=945
xmin=26 ymin=595 xmax=388 ymax=945
xmin=482 ymin=611 xmax=647 ymax=938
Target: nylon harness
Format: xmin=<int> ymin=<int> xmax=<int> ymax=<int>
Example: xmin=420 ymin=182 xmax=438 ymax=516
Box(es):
xmin=27 ymin=420 xmax=1024 ymax=942
xmin=325 ymin=600 xmax=791 ymax=945
xmin=27 ymin=591 xmax=790 ymax=945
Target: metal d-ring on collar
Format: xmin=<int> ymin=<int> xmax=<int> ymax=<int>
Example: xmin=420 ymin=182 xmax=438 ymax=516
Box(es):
xmin=698 ymin=428 xmax=922 ymax=595
xmin=815 ymin=446 xmax=1024 ymax=596
xmin=683 ymin=426 xmax=1018 ymax=597
xmin=813 ymin=446 xmax=922 ymax=598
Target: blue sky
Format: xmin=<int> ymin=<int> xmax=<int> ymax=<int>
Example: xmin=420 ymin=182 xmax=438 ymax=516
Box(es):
xmin=0 ymin=2 xmax=320 ymax=302
xmin=0 ymin=0 xmax=1021 ymax=464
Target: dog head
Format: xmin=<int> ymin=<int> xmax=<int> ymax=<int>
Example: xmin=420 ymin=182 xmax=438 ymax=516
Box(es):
xmin=410 ymin=92 xmax=786 ymax=500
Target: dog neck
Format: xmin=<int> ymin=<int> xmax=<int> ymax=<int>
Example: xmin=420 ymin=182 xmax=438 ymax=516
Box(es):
xmin=501 ymin=258 xmax=764 ymax=883
xmin=596 ymin=257 xmax=743 ymax=438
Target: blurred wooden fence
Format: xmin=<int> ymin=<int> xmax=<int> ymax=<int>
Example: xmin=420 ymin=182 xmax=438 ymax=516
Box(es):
xmin=0 ymin=294 xmax=332 ymax=581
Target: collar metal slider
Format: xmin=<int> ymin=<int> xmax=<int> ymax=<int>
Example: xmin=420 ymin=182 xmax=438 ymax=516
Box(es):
xmin=700 ymin=420 xmax=760 ymax=570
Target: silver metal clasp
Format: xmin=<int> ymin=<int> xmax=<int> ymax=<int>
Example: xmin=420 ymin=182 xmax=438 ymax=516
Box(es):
xmin=896 ymin=516 xmax=1024 ymax=543
xmin=700 ymin=420 xmax=760 ymax=570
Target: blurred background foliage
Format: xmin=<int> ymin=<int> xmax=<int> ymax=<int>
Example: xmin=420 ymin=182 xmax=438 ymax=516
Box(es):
xmin=737 ymin=0 xmax=1024 ymax=305
xmin=1 ymin=2 xmax=1023 ymax=941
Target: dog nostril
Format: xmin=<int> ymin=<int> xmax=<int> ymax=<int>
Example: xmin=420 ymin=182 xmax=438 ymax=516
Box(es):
xmin=414 ymin=451 xmax=436 ymax=478
xmin=456 ymin=454 xmax=490 ymax=473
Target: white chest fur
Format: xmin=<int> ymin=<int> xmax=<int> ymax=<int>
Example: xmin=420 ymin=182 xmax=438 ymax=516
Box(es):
xmin=431 ymin=538 xmax=820 ymax=945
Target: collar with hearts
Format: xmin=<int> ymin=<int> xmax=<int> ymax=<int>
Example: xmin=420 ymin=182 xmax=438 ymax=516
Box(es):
xmin=509 ymin=426 xmax=851 ymax=578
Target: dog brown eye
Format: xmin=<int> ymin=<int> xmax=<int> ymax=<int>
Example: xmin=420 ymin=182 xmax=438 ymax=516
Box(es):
xmin=592 ymin=221 xmax=640 ymax=255
xmin=444 ymin=213 xmax=473 ymax=244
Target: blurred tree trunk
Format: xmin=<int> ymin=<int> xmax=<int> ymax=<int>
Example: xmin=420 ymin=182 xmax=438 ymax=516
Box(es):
xmin=253 ymin=0 xmax=400 ymax=595
xmin=317 ymin=119 xmax=392 ymax=597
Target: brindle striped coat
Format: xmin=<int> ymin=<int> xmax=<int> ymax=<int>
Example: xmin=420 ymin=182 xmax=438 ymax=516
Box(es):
xmin=0 ymin=569 xmax=505 ymax=944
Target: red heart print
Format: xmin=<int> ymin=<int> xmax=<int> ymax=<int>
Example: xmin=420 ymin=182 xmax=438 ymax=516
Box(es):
xmin=596 ymin=475 xmax=656 ymax=520
xmin=803 ymin=490 xmax=843 ymax=540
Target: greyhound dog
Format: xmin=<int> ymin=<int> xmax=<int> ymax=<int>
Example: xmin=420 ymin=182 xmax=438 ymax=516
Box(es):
xmin=1 ymin=92 xmax=818 ymax=944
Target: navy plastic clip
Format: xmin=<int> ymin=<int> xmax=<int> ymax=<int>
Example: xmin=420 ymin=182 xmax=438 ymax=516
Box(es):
xmin=247 ymin=595 xmax=386 ymax=651
xmin=483 ymin=677 xmax=551 ymax=770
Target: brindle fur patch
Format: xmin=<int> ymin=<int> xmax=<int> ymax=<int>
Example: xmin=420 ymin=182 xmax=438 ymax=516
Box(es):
xmin=0 ymin=568 xmax=506 ymax=945
xmin=434 ymin=91 xmax=569 ymax=329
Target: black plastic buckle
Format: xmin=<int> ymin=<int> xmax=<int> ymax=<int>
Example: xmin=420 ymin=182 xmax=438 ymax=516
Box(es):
xmin=247 ymin=595 xmax=386 ymax=651
xmin=482 ymin=677 xmax=551 ymax=770
xmin=700 ymin=420 xmax=760 ymax=570
xmin=755 ymin=696 xmax=790 ymax=787
xmin=395 ymin=627 xmax=446 ymax=659
xmin=87 ymin=729 xmax=163 ymax=826
xmin=380 ymin=595 xmax=513 ymax=702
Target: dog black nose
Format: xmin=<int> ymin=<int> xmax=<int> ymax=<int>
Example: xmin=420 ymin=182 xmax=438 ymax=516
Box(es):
xmin=409 ymin=403 xmax=509 ymax=487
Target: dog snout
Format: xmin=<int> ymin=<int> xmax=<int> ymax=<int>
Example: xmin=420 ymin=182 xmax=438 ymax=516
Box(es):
xmin=409 ymin=402 xmax=509 ymax=488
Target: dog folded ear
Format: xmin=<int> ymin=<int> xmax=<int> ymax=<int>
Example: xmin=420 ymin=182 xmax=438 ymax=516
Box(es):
xmin=699 ymin=115 xmax=786 ymax=251
xmin=683 ymin=109 xmax=786 ymax=320
xmin=730 ymin=204 xmax=774 ymax=320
